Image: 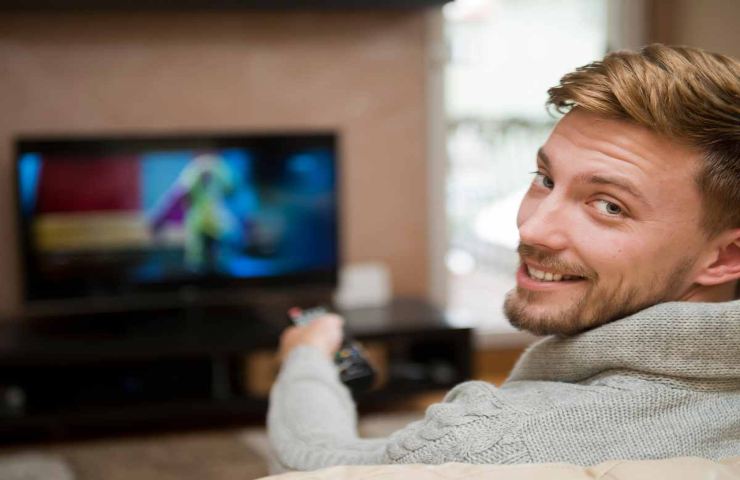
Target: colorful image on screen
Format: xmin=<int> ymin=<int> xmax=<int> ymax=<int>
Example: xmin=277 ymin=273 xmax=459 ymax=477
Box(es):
xmin=18 ymin=145 xmax=337 ymax=291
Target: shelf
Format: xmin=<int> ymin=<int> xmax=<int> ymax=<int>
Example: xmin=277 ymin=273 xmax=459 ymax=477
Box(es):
xmin=0 ymin=297 xmax=472 ymax=443
xmin=0 ymin=397 xmax=268 ymax=443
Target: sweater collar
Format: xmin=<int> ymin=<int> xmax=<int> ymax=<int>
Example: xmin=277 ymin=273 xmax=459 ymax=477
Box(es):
xmin=507 ymin=300 xmax=740 ymax=384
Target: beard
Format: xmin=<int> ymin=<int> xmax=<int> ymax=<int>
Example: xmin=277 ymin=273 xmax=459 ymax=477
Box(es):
xmin=503 ymin=243 xmax=695 ymax=337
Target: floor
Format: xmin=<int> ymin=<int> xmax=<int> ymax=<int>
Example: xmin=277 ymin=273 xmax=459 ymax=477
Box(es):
xmin=47 ymin=428 xmax=270 ymax=480
xmin=0 ymin=410 xmax=427 ymax=480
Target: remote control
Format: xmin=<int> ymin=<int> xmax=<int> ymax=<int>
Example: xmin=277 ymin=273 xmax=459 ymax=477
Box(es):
xmin=287 ymin=306 xmax=376 ymax=393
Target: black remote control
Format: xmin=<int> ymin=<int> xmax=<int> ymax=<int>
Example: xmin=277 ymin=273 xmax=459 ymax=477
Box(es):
xmin=287 ymin=306 xmax=376 ymax=393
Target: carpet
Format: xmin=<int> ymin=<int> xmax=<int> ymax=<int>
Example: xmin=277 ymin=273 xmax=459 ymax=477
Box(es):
xmin=0 ymin=452 xmax=74 ymax=480
xmin=0 ymin=411 xmax=423 ymax=480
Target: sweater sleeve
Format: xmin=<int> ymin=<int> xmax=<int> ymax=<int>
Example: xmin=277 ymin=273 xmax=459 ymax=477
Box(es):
xmin=268 ymin=347 xmax=530 ymax=470
xmin=267 ymin=346 xmax=389 ymax=471
xmin=386 ymin=381 xmax=531 ymax=464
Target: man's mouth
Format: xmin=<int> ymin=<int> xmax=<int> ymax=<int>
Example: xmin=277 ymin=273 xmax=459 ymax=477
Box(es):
xmin=524 ymin=263 xmax=586 ymax=283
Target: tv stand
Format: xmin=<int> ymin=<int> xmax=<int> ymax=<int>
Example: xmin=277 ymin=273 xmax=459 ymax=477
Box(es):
xmin=0 ymin=298 xmax=471 ymax=443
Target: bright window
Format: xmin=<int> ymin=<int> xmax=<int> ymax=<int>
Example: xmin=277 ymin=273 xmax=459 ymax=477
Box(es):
xmin=444 ymin=0 xmax=608 ymax=333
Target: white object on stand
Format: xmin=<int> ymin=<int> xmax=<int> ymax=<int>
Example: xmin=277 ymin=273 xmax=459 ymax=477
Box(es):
xmin=333 ymin=262 xmax=392 ymax=309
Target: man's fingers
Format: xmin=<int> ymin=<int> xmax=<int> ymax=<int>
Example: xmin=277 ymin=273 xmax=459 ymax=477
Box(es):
xmin=311 ymin=313 xmax=344 ymax=328
xmin=278 ymin=313 xmax=345 ymax=361
xmin=279 ymin=325 xmax=299 ymax=344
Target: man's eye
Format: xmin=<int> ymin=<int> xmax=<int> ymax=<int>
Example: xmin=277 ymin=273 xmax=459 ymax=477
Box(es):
xmin=531 ymin=171 xmax=554 ymax=189
xmin=593 ymin=199 xmax=623 ymax=216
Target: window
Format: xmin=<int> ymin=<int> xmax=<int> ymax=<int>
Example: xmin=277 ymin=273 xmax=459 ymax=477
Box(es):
xmin=443 ymin=0 xmax=608 ymax=334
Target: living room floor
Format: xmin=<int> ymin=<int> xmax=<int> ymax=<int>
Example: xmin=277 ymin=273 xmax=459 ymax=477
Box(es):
xmin=37 ymin=428 xmax=272 ymax=480
xmin=0 ymin=409 xmax=430 ymax=480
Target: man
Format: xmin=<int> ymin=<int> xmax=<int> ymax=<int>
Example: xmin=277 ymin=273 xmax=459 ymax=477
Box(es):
xmin=268 ymin=44 xmax=740 ymax=470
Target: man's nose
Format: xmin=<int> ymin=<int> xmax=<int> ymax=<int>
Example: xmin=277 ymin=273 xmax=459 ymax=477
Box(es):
xmin=518 ymin=195 xmax=570 ymax=252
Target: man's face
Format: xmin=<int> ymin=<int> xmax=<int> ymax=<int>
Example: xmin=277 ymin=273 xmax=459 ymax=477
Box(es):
xmin=504 ymin=109 xmax=709 ymax=336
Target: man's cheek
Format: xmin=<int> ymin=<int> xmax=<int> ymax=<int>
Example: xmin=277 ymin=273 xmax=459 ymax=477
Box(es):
xmin=607 ymin=246 xmax=625 ymax=263
xmin=619 ymin=234 xmax=666 ymax=266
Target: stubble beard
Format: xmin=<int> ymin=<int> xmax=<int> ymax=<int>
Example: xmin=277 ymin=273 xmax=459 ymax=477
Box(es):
xmin=503 ymin=256 xmax=695 ymax=337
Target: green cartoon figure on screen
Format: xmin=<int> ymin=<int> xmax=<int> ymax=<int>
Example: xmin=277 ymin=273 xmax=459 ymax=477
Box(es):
xmin=151 ymin=153 xmax=237 ymax=271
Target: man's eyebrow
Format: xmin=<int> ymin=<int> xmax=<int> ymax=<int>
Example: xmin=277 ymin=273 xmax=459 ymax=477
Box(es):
xmin=536 ymin=147 xmax=649 ymax=207
xmin=536 ymin=147 xmax=550 ymax=169
xmin=577 ymin=173 xmax=649 ymax=207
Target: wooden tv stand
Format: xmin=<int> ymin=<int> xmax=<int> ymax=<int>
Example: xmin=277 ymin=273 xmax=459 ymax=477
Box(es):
xmin=0 ymin=297 xmax=472 ymax=443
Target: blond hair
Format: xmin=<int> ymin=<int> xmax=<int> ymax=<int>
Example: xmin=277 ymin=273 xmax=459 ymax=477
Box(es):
xmin=547 ymin=44 xmax=740 ymax=235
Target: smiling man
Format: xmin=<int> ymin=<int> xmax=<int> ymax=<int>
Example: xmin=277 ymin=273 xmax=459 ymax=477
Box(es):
xmin=268 ymin=44 xmax=740 ymax=470
xmin=505 ymin=108 xmax=735 ymax=336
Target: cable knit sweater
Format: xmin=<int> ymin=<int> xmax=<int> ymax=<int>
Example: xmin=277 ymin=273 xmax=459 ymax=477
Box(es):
xmin=267 ymin=300 xmax=740 ymax=471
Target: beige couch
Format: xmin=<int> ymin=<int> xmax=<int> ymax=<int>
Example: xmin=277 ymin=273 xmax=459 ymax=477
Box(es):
xmin=261 ymin=456 xmax=740 ymax=480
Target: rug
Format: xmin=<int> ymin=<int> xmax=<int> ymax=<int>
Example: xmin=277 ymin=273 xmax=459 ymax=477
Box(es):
xmin=0 ymin=452 xmax=74 ymax=480
xmin=0 ymin=411 xmax=423 ymax=480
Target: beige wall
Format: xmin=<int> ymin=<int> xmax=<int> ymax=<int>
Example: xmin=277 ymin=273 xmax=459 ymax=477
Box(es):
xmin=0 ymin=11 xmax=431 ymax=315
xmin=651 ymin=0 xmax=740 ymax=58
xmin=672 ymin=0 xmax=740 ymax=58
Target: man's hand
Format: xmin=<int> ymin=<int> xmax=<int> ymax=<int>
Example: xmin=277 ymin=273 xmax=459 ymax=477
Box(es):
xmin=279 ymin=313 xmax=344 ymax=360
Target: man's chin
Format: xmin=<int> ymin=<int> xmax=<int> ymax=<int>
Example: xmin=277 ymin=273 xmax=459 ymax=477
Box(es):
xmin=503 ymin=290 xmax=588 ymax=337
xmin=504 ymin=286 xmax=665 ymax=337
xmin=504 ymin=256 xmax=696 ymax=336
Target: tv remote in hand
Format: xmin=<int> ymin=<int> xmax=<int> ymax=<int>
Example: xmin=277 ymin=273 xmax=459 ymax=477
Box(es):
xmin=287 ymin=306 xmax=376 ymax=393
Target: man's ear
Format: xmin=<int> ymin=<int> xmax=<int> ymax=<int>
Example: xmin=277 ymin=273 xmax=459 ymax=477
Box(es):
xmin=693 ymin=228 xmax=740 ymax=287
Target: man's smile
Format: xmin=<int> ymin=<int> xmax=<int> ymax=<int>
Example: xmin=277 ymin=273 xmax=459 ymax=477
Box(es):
xmin=516 ymin=262 xmax=588 ymax=291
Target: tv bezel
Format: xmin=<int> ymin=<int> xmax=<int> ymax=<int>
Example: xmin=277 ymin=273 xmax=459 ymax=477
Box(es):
xmin=14 ymin=131 xmax=341 ymax=307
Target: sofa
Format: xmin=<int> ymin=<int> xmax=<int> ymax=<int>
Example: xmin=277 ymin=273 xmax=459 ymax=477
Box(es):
xmin=260 ymin=456 xmax=740 ymax=480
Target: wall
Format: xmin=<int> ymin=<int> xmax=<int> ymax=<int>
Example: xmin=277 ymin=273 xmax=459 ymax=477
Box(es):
xmin=650 ymin=0 xmax=740 ymax=58
xmin=0 ymin=11 xmax=431 ymax=315
xmin=672 ymin=0 xmax=740 ymax=57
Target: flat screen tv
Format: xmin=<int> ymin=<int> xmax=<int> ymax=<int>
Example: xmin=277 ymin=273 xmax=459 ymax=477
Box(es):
xmin=14 ymin=133 xmax=339 ymax=306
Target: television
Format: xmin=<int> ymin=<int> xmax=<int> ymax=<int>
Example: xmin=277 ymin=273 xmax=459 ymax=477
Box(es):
xmin=14 ymin=133 xmax=339 ymax=308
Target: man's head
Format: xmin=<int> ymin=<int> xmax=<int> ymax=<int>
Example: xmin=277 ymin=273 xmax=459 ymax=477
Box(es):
xmin=504 ymin=44 xmax=740 ymax=336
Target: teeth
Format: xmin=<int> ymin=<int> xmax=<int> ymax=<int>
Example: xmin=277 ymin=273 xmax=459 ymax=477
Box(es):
xmin=527 ymin=266 xmax=548 ymax=280
xmin=526 ymin=266 xmax=577 ymax=282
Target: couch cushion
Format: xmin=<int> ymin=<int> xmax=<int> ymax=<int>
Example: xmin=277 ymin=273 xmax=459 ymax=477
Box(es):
xmin=260 ymin=456 xmax=740 ymax=480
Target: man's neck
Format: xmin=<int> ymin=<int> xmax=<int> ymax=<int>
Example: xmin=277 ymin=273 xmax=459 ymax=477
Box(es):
xmin=680 ymin=281 xmax=737 ymax=303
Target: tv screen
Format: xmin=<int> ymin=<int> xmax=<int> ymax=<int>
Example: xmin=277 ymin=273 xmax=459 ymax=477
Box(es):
xmin=15 ymin=133 xmax=339 ymax=303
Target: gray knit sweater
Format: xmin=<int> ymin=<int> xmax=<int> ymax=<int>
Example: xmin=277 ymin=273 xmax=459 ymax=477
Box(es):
xmin=267 ymin=300 xmax=740 ymax=470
